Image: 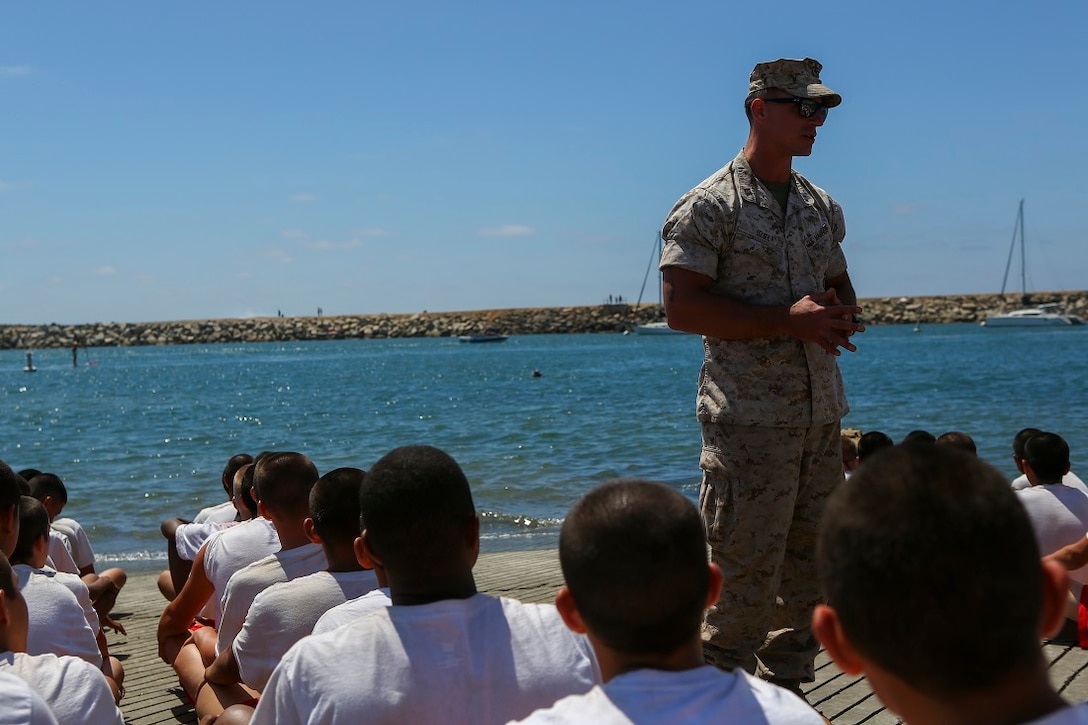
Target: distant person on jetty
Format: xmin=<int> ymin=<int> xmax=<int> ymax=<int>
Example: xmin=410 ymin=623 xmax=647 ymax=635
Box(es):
xmin=250 ymin=445 xmax=600 ymax=725
xmin=813 ymin=443 xmax=1087 ymax=724
xmin=857 ymin=430 xmax=893 ymax=464
xmin=0 ymin=550 xmax=124 ymax=723
xmin=659 ymin=57 xmax=862 ymax=692
xmin=1012 ymin=427 xmax=1088 ymax=494
xmin=514 ymin=479 xmax=824 ymax=724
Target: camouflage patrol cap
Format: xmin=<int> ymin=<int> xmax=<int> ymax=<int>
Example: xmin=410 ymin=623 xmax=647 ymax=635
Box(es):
xmin=748 ymin=57 xmax=842 ymax=108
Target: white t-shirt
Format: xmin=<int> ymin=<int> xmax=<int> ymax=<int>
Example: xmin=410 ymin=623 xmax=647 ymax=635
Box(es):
xmin=1012 ymin=470 xmax=1087 ymax=494
xmin=513 ymin=666 xmax=824 ymax=724
xmin=0 ymin=650 xmax=122 ymax=725
xmin=1017 ymin=484 xmax=1088 ymax=573
xmin=47 ymin=569 xmax=99 ymax=637
xmin=234 ymin=569 xmax=380 ymax=690
xmin=50 ymin=518 xmax=95 ymax=571
xmin=13 ymin=565 xmax=101 ymax=668
xmin=201 ymin=517 xmax=280 ymax=622
xmin=251 ymin=593 xmax=600 ymax=725
xmin=215 ymin=543 xmax=326 ymax=656
xmin=45 ymin=533 xmax=78 ymax=576
xmin=175 ymin=521 xmax=237 ymax=562
xmin=310 ymin=587 xmax=391 ymax=636
xmin=1026 ymin=702 xmax=1088 ymax=724
xmin=0 ymin=670 xmax=58 ymax=725
xmin=194 ymin=499 xmax=238 ymax=524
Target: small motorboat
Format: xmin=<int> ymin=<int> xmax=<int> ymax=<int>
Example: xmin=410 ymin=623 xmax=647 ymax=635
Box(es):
xmin=459 ymin=333 xmax=508 ymax=343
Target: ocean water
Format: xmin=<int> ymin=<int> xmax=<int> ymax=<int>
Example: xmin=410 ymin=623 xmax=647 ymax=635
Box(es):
xmin=2 ymin=324 xmax=1087 ymax=572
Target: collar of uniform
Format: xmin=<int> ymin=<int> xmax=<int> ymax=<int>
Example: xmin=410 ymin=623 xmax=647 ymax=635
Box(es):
xmin=733 ymin=150 xmax=818 ymax=216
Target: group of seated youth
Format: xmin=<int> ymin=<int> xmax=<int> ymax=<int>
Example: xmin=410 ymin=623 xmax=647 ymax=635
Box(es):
xmin=5 ymin=427 xmax=1088 ymax=724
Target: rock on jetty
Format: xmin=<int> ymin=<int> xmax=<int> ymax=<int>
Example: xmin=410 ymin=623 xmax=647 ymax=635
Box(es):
xmin=3 ymin=291 xmax=1087 ymax=350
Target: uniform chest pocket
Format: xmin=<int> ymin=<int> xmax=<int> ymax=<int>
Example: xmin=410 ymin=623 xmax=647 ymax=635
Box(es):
xmin=731 ymin=226 xmax=782 ymax=268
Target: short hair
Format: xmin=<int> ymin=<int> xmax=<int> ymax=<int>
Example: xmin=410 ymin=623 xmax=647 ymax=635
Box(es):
xmin=12 ymin=497 xmax=50 ymax=565
xmin=1013 ymin=427 xmax=1043 ymax=460
xmin=0 ymin=461 xmax=21 ymax=509
xmin=1023 ymin=432 xmax=1069 ymax=483
xmin=15 ymin=469 xmax=41 ymax=484
xmin=857 ymin=431 xmax=894 ymax=462
xmin=744 ymin=89 xmax=768 ymax=122
xmin=253 ymin=452 xmax=319 ymax=515
xmin=901 ymin=429 xmax=936 ymax=446
xmin=309 ymin=468 xmax=366 ymax=545
xmin=27 ymin=473 xmax=67 ymax=505
xmin=817 ymin=445 xmax=1044 ymax=696
xmin=223 ymin=453 xmax=254 ymax=491
xmin=560 ymin=479 xmax=708 ymax=656
xmin=0 ymin=550 xmax=16 ymax=600
xmin=237 ymin=464 xmax=258 ymax=516
xmin=360 ymin=446 xmax=475 ymax=571
xmin=12 ymin=474 xmax=29 ymax=496
xmin=935 ymin=431 xmax=977 ymax=455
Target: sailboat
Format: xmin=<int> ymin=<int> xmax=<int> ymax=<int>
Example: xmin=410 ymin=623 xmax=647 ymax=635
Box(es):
xmin=633 ymin=233 xmax=686 ymax=335
xmin=982 ymin=200 xmax=1083 ymax=327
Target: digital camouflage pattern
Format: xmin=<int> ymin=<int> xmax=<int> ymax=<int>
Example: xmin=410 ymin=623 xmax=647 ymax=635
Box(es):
xmin=660 ymin=151 xmax=849 ymax=428
xmin=698 ymin=421 xmax=841 ymax=680
xmin=747 ymin=57 xmax=842 ymax=108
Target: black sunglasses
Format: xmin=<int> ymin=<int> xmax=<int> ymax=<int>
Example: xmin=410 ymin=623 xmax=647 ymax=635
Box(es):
xmin=763 ymin=97 xmax=829 ymax=120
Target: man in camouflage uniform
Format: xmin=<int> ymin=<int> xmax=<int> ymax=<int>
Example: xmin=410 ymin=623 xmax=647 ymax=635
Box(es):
xmin=659 ymin=57 xmax=863 ymax=694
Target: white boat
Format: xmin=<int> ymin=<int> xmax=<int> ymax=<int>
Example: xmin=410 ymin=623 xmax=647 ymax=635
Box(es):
xmin=633 ymin=321 xmax=685 ymax=335
xmin=981 ymin=200 xmax=1083 ymax=327
xmin=982 ymin=303 xmax=1083 ymax=327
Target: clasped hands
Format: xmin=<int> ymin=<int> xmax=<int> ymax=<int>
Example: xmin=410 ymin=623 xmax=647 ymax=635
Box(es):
xmin=789 ymin=289 xmax=864 ymax=355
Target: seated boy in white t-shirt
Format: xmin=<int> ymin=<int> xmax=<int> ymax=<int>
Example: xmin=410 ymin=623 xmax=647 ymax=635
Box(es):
xmin=173 ymin=453 xmax=325 ymax=721
xmin=247 ymin=445 xmax=600 ymax=725
xmin=813 ymin=444 xmax=1088 ymax=725
xmin=156 ymin=463 xmax=280 ymax=666
xmin=0 ymin=549 xmax=123 ymax=723
xmin=514 ymin=479 xmax=824 ymax=724
xmin=0 ymin=669 xmax=57 ymax=725
xmin=27 ymin=474 xmax=127 ymax=634
xmin=10 ymin=498 xmax=124 ymax=702
xmin=207 ymin=467 xmax=379 ymax=693
xmin=158 ymin=454 xmax=254 ymax=601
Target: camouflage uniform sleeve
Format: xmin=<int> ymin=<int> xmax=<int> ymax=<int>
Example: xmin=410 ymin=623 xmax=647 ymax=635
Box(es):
xmin=825 ymin=195 xmax=848 ymax=279
xmin=660 ymin=189 xmax=728 ymax=280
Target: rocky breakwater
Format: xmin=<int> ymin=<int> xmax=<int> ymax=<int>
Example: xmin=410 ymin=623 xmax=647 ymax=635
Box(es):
xmin=0 ymin=304 xmax=667 ymax=350
xmin=3 ymin=291 xmax=1087 ymax=350
xmin=857 ymin=290 xmax=1088 ymax=325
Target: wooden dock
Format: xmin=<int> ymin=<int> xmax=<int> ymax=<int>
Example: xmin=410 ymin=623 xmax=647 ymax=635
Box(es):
xmin=110 ymin=549 xmax=1088 ymax=724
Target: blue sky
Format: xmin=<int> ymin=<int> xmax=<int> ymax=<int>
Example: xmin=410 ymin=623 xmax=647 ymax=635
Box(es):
xmin=2 ymin=1 xmax=1086 ymax=324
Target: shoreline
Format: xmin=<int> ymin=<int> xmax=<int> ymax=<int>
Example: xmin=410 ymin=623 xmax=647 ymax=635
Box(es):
xmin=4 ymin=291 xmax=1088 ymax=350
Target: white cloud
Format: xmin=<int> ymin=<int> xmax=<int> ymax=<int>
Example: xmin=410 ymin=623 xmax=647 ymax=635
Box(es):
xmin=306 ymin=240 xmax=365 ymax=251
xmin=350 ymin=227 xmax=388 ymax=237
xmin=479 ymin=224 xmax=534 ymax=237
xmin=0 ymin=66 xmax=31 ymax=78
xmin=95 ymin=266 xmax=117 ymax=276
xmin=280 ymin=228 xmax=308 ymax=239
xmin=291 ymin=194 xmax=317 ymax=203
xmin=266 ymin=249 xmax=293 ymax=264
xmin=0 ymin=181 xmax=13 ymax=191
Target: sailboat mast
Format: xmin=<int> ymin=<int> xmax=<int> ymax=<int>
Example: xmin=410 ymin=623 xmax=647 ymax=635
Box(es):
xmin=1018 ymin=198 xmax=1027 ymax=301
